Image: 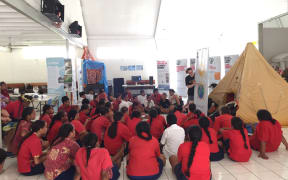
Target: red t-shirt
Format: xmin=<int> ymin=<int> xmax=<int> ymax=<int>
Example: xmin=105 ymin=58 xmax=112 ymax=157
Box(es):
xmin=71 ymin=120 xmax=86 ymax=140
xmin=122 ymin=114 xmax=130 ymax=125
xmin=201 ymin=128 xmax=219 ymax=153
xmin=17 ymin=133 xmax=42 ymax=173
xmin=213 ymin=114 xmax=233 ymax=138
xmin=79 ymin=111 xmax=89 ymax=124
xmin=147 ymin=116 xmax=167 ymax=140
xmin=127 ymin=136 xmax=161 ymax=176
xmin=91 ymin=116 xmax=111 ymax=142
xmin=127 ymin=117 xmax=142 ymax=136
xmin=90 ymin=100 xmax=97 ymax=108
xmin=223 ymin=129 xmax=252 ymax=162
xmin=1 ymin=89 xmax=10 ymax=98
xmin=6 ymin=100 xmax=23 ymax=120
xmin=58 ymin=104 xmax=71 ymax=114
xmin=104 ymin=122 xmax=132 ymax=155
xmin=174 ymin=111 xmax=187 ymax=126
xmin=41 ymin=114 xmax=52 ymax=128
xmin=98 ymin=92 xmax=107 ymax=101
xmin=75 ymin=147 xmax=113 ymax=180
xmin=182 ymin=118 xmax=199 ymax=129
xmin=152 ymin=93 xmax=161 ymax=105
xmin=249 ymin=120 xmax=282 ymax=152
xmin=178 ymin=141 xmax=211 ymax=180
xmin=90 ymin=108 xmax=97 ymax=117
xmin=47 ymin=121 xmax=63 ymax=143
xmin=86 ymin=114 xmax=100 ymax=131
xmin=113 ymin=100 xmax=121 ymax=112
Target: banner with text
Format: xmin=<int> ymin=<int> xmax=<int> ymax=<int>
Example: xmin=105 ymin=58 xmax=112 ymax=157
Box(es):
xmin=208 ymin=56 xmax=221 ymax=86
xmin=176 ymin=59 xmax=188 ymax=97
xmin=194 ymin=49 xmax=209 ymax=115
xmin=157 ymin=60 xmax=170 ymax=90
xmin=224 ymin=55 xmax=239 ymax=74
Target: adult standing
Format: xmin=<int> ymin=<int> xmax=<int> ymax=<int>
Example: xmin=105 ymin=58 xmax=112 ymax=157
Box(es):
xmin=185 ymin=68 xmax=196 ymax=102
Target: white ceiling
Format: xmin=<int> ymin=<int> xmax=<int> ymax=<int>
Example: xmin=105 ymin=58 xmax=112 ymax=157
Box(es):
xmin=81 ymin=0 xmax=161 ymax=38
xmin=0 ymin=1 xmax=65 ymax=47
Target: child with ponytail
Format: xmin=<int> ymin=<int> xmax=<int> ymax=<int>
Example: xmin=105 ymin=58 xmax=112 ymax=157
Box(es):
xmin=47 ymin=111 xmax=68 ymax=143
xmin=199 ymin=117 xmax=224 ymax=161
xmin=127 ymin=110 xmax=142 ymax=136
xmin=79 ymin=104 xmax=91 ymax=125
xmin=74 ymin=133 xmax=120 ymax=180
xmin=44 ymin=124 xmax=80 ymax=180
xmin=250 ymin=110 xmax=288 ymax=159
xmin=220 ymin=117 xmax=252 ymax=162
xmin=10 ymin=107 xmax=35 ymax=154
xmin=127 ymin=121 xmax=166 ymax=180
xmin=148 ymin=108 xmax=167 ymax=140
xmin=40 ymin=104 xmax=54 ymax=127
xmin=170 ymin=126 xmax=211 ymax=180
xmin=17 ymin=120 xmax=48 ymax=176
xmin=104 ymin=112 xmax=132 ymax=167
xmin=68 ymin=110 xmax=87 ymax=142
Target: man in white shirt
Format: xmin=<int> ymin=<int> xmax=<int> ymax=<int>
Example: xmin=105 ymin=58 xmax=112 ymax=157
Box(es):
xmin=137 ymin=90 xmax=147 ymax=106
xmin=119 ymin=93 xmax=133 ymax=111
xmin=160 ymin=113 xmax=185 ymax=159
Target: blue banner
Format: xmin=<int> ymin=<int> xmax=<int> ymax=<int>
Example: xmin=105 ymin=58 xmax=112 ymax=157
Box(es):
xmin=83 ymin=60 xmax=108 ymax=94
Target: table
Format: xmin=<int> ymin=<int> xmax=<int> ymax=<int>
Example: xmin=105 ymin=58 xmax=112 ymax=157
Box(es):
xmin=122 ymin=84 xmax=155 ymax=95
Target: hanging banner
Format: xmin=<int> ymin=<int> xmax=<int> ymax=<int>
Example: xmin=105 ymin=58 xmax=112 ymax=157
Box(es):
xmin=190 ymin=58 xmax=197 ymax=71
xmin=83 ymin=60 xmax=108 ymax=94
xmin=194 ymin=49 xmax=209 ymax=115
xmin=157 ymin=60 xmax=170 ymax=90
xmin=46 ymin=57 xmax=66 ymax=109
xmin=224 ymin=55 xmax=239 ymax=74
xmin=176 ymin=59 xmax=188 ymax=97
xmin=208 ymin=56 xmax=221 ymax=84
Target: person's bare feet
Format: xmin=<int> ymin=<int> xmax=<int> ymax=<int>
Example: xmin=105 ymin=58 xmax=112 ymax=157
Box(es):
xmin=258 ymin=153 xmax=269 ymax=160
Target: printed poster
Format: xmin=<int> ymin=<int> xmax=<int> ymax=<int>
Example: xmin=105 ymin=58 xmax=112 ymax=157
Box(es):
xmin=157 ymin=60 xmax=170 ymax=90
xmin=224 ymin=55 xmax=239 ymax=74
xmin=194 ymin=49 xmax=209 ymax=115
xmin=176 ymin=59 xmax=187 ymax=97
xmin=208 ymin=56 xmax=221 ymax=93
xmin=190 ymin=58 xmax=197 ymax=71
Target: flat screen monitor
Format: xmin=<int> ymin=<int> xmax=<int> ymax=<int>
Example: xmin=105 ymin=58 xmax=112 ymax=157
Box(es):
xmin=132 ymin=76 xmax=141 ymax=82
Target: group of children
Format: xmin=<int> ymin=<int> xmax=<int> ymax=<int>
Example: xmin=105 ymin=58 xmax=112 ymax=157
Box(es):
xmin=1 ymin=86 xmax=288 ymax=180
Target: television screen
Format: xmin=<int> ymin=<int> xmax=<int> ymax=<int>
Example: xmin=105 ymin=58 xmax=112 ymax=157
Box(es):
xmin=132 ymin=76 xmax=141 ymax=82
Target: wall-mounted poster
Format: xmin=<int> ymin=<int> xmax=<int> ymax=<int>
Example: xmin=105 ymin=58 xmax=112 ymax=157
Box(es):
xmin=208 ymin=56 xmax=221 ymax=83
xmin=128 ymin=65 xmax=136 ymax=71
xmin=176 ymin=59 xmax=187 ymax=97
xmin=190 ymin=58 xmax=197 ymax=71
xmin=136 ymin=65 xmax=143 ymax=71
xmin=157 ymin=60 xmax=170 ymax=90
xmin=224 ymin=55 xmax=239 ymax=74
xmin=194 ymin=49 xmax=209 ymax=115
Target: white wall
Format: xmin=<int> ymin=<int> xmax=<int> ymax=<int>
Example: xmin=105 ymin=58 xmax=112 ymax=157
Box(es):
xmin=262 ymin=28 xmax=288 ymax=61
xmin=0 ymin=49 xmax=48 ymax=83
xmin=88 ymin=38 xmax=158 ymax=82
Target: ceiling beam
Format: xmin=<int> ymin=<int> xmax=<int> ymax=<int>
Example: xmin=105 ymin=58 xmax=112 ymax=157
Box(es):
xmin=0 ymin=0 xmax=84 ymax=47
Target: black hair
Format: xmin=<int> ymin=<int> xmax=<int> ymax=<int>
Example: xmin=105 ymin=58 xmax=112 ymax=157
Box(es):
xmin=61 ymin=96 xmax=69 ymax=103
xmin=194 ymin=109 xmax=202 ymax=119
xmin=140 ymin=90 xmax=145 ymax=93
xmin=189 ymin=103 xmax=196 ymax=113
xmin=199 ymin=117 xmax=212 ymax=144
xmin=175 ymin=105 xmax=183 ymax=112
xmin=167 ymin=113 xmax=177 ymax=126
xmin=149 ymin=108 xmax=158 ymax=125
xmin=42 ymin=104 xmax=52 ymax=115
xmin=82 ymin=133 xmax=98 ymax=167
xmin=68 ymin=109 xmax=78 ymax=122
xmin=136 ymin=122 xmax=152 ymax=141
xmin=22 ymin=107 xmax=34 ymax=120
xmin=153 ymin=88 xmax=158 ymax=93
xmin=105 ymin=102 xmax=112 ymax=109
xmin=51 ymin=124 xmax=74 ymax=146
xmin=186 ymin=67 xmax=192 ymax=73
xmin=18 ymin=120 xmax=46 ymax=152
xmin=120 ymin=106 xmax=128 ymax=114
xmin=231 ymin=117 xmax=248 ymax=149
xmin=98 ymin=99 xmax=106 ymax=106
xmin=122 ymin=92 xmax=128 ymax=99
xmin=107 ymin=112 xmax=123 ymax=139
xmin=93 ymin=94 xmax=98 ymax=99
xmin=0 ymin=81 xmax=5 ymax=86
xmin=169 ymin=89 xmax=175 ymax=93
xmin=0 ymin=148 xmax=7 ymax=164
xmin=131 ymin=110 xmax=141 ymax=119
xmin=80 ymin=104 xmax=89 ymax=112
xmin=48 ymin=111 xmax=66 ymax=132
xmin=82 ymin=98 xmax=90 ymax=105
xmin=19 ymin=95 xmax=33 ymax=103
xmin=257 ymin=109 xmax=276 ymax=124
xmin=99 ymin=107 xmax=109 ymax=116
xmin=79 ymin=92 xmax=85 ymax=97
xmin=221 ymin=106 xmax=230 ymax=115
xmin=186 ymin=126 xmax=202 ymax=177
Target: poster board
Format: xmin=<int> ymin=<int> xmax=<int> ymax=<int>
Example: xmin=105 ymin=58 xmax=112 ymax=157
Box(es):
xmin=224 ymin=55 xmax=239 ymax=74
xmin=176 ymin=59 xmax=188 ymax=96
xmin=194 ymin=49 xmax=209 ymax=115
xmin=208 ymin=56 xmax=221 ymax=93
xmin=157 ymin=60 xmax=170 ymax=90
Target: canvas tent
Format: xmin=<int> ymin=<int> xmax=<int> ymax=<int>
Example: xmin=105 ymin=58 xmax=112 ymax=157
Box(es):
xmin=209 ymin=43 xmax=288 ymax=126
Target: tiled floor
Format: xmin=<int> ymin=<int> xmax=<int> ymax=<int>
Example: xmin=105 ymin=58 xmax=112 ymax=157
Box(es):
xmin=1 ymin=129 xmax=288 ymax=180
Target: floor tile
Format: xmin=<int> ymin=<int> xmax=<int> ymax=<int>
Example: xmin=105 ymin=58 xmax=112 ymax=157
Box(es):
xmin=253 ymin=171 xmax=284 ymax=180
xmin=223 ymin=165 xmax=250 ymax=174
xmin=212 ymin=173 xmax=236 ymax=180
xmin=272 ymin=168 xmax=288 ymax=179
xmin=233 ymin=173 xmax=259 ymax=180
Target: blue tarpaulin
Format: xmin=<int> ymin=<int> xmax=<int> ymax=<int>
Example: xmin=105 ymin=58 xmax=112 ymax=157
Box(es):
xmin=83 ymin=60 xmax=108 ymax=94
